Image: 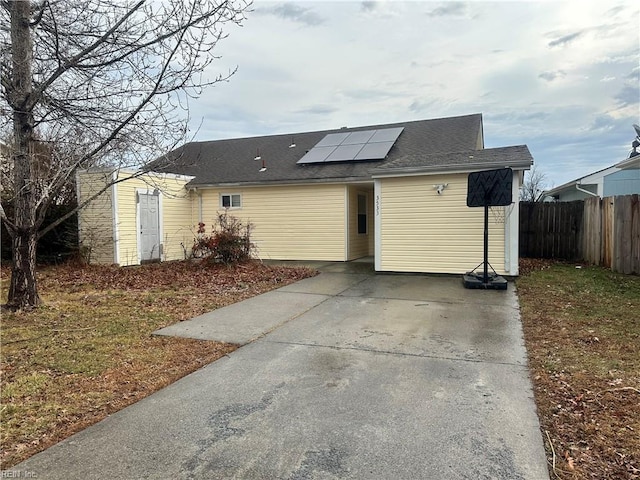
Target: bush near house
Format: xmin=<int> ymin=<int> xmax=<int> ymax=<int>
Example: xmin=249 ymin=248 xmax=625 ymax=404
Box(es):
xmin=192 ymin=212 xmax=254 ymax=265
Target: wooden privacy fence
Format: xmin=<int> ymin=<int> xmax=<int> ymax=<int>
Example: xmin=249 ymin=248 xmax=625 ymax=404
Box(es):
xmin=519 ymin=200 xmax=584 ymax=260
xmin=519 ymin=194 xmax=639 ymax=274
xmin=583 ymin=195 xmax=639 ymax=274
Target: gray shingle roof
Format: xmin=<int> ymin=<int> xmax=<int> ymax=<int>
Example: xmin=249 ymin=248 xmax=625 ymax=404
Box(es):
xmin=151 ymin=114 xmax=529 ymax=187
xmin=371 ymin=145 xmax=533 ymax=176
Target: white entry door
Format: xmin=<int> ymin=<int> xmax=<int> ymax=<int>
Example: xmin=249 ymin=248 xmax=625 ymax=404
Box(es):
xmin=138 ymin=192 xmax=160 ymax=262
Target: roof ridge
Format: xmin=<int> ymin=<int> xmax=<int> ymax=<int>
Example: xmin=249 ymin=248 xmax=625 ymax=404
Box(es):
xmin=180 ymin=113 xmax=483 ymax=146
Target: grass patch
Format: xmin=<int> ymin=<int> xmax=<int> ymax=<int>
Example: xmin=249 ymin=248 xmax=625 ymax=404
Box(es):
xmin=0 ymin=260 xmax=316 ymax=468
xmin=517 ymin=259 xmax=640 ymax=479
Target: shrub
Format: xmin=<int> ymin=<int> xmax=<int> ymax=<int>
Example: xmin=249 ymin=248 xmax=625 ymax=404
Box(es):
xmin=192 ymin=212 xmax=255 ymax=264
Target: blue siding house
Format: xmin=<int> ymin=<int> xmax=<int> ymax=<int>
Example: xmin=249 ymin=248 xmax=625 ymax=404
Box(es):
xmin=604 ymin=156 xmax=640 ymax=197
xmin=544 ymin=156 xmax=639 ymax=201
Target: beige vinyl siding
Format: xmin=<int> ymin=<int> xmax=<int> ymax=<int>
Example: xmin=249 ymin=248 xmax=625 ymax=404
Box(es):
xmin=379 ymin=174 xmax=506 ymax=274
xmin=77 ymin=170 xmax=193 ymax=266
xmin=200 ymin=184 xmax=346 ymax=261
xmin=162 ymin=183 xmax=196 ymax=262
xmin=114 ymin=176 xmax=142 ymax=265
xmin=77 ymin=171 xmax=116 ymax=264
xmin=114 ymin=173 xmax=193 ymax=266
xmin=347 ymin=185 xmax=374 ymax=260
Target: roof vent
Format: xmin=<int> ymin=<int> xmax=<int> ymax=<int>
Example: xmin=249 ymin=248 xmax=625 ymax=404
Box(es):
xmin=254 ymin=148 xmax=261 ymax=161
xmin=289 ymin=137 xmax=296 ymax=148
xmin=259 ymin=158 xmax=266 ymax=172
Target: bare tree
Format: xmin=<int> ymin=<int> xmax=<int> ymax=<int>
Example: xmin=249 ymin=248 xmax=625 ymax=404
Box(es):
xmin=0 ymin=0 xmax=249 ymax=309
xmin=520 ymin=166 xmax=548 ymax=202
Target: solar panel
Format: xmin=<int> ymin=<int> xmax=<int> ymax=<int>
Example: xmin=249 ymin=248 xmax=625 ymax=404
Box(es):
xmin=315 ymin=132 xmax=350 ymax=147
xmin=297 ymin=126 xmax=404 ymax=164
xmin=369 ymin=127 xmax=404 ymax=143
xmin=325 ymin=144 xmax=366 ymax=162
xmin=354 ymin=141 xmax=395 ymax=160
xmin=297 ymin=145 xmax=337 ymax=164
xmin=342 ymin=130 xmax=376 ymax=145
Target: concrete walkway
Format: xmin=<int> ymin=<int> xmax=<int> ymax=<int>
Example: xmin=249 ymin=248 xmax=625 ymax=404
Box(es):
xmin=13 ymin=261 xmax=549 ymax=479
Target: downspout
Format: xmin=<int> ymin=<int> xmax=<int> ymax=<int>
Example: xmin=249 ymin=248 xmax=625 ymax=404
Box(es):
xmin=576 ymin=182 xmax=598 ymax=197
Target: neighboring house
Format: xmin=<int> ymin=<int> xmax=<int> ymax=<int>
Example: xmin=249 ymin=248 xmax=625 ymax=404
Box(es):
xmin=77 ymin=113 xmax=533 ymax=276
xmin=604 ymin=156 xmax=640 ymax=197
xmin=544 ymin=158 xmax=640 ymax=201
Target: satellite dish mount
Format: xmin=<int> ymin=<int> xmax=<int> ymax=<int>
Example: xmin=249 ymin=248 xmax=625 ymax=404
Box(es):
xmin=463 ymin=167 xmax=513 ymax=290
xmin=629 ymin=124 xmax=640 ymax=158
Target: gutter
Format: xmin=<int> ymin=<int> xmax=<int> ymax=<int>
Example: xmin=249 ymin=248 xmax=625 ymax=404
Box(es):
xmin=575 ymin=182 xmax=599 ymax=197
xmin=186 ymin=176 xmax=374 ymax=189
xmin=371 ymin=160 xmax=532 ymax=179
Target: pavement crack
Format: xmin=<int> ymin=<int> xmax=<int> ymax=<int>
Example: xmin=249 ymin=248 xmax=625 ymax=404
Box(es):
xmin=181 ymin=383 xmax=285 ymax=479
xmin=248 ymin=296 xmax=334 ymax=343
xmin=263 ymin=339 xmax=528 ymax=368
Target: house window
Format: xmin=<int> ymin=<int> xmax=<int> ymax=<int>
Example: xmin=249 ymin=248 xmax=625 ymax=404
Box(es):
xmin=221 ymin=193 xmax=241 ymax=209
xmin=357 ymin=193 xmax=367 ymax=234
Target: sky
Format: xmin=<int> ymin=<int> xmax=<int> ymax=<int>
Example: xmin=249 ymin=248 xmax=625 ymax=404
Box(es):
xmin=188 ymin=0 xmax=640 ymax=188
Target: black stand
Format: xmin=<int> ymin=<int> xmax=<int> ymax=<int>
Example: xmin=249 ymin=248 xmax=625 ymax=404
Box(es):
xmin=462 ymin=204 xmax=508 ymax=290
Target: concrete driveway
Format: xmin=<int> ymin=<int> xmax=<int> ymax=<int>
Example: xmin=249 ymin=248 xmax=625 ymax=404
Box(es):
xmin=13 ymin=261 xmax=549 ymax=479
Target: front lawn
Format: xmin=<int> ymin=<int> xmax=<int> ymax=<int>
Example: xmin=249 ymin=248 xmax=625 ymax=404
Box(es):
xmin=517 ymin=260 xmax=640 ymax=479
xmin=0 ymin=260 xmax=315 ymax=468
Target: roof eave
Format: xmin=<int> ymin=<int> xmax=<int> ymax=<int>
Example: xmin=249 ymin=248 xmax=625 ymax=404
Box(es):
xmin=615 ymin=156 xmax=640 ymax=169
xmin=186 ymin=175 xmax=375 ymax=189
xmin=543 ymin=179 xmax=600 ymax=197
xmin=371 ymin=160 xmax=532 ymax=178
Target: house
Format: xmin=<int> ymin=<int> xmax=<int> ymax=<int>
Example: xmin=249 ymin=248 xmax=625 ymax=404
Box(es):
xmin=605 ymin=155 xmax=640 ymax=197
xmin=77 ymin=113 xmax=533 ymax=275
xmin=76 ymin=169 xmax=195 ymax=266
xmin=543 ymin=158 xmax=640 ymax=201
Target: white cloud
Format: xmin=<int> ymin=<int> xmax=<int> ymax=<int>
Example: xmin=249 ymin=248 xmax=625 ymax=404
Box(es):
xmin=255 ymin=3 xmax=326 ymax=26
xmin=190 ymin=0 xmax=640 ymax=185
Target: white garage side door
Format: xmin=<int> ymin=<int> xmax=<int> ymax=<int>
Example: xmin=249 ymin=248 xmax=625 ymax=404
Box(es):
xmin=138 ymin=192 xmax=161 ymax=262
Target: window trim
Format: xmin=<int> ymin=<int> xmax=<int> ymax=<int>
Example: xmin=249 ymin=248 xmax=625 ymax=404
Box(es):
xmin=220 ymin=193 xmax=242 ymax=209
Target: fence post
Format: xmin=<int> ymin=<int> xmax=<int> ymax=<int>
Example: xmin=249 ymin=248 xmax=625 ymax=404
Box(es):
xmin=614 ymin=194 xmax=639 ymax=274
xmin=582 ymin=197 xmax=601 ymax=265
xmin=602 ymin=197 xmax=614 ymax=268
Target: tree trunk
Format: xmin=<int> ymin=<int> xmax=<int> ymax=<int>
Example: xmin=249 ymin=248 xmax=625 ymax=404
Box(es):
xmin=8 ymin=230 xmax=41 ymax=309
xmin=6 ymin=0 xmax=40 ymax=309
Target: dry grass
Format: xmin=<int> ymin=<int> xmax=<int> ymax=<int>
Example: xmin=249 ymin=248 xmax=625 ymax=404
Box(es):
xmin=517 ymin=259 xmax=640 ymax=479
xmin=0 ymin=260 xmax=316 ymax=468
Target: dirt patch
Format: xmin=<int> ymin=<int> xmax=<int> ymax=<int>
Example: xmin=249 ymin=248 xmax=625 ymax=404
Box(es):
xmin=0 ymin=260 xmax=316 ymax=468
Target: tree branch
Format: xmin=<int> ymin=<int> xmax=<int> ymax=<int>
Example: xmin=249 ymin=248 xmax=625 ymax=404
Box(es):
xmin=37 ymin=169 xmax=149 ymax=239
xmin=27 ymin=0 xmax=146 ymax=111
